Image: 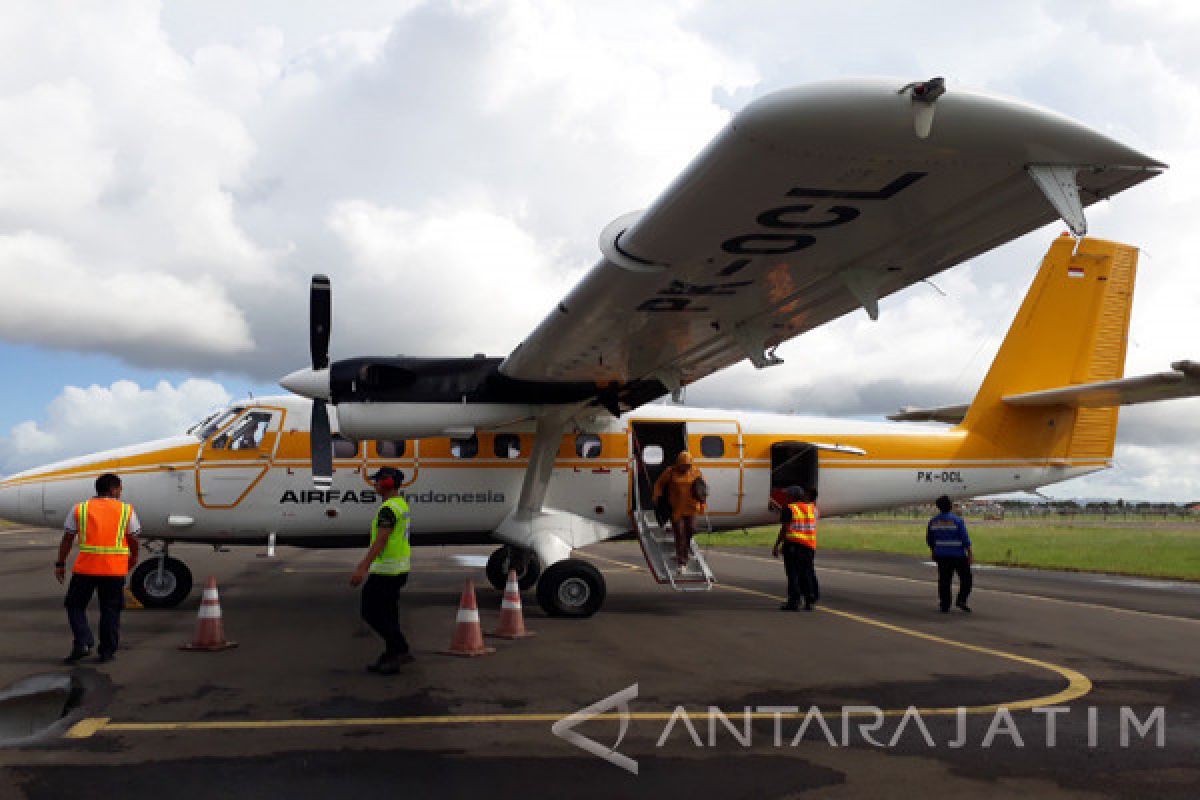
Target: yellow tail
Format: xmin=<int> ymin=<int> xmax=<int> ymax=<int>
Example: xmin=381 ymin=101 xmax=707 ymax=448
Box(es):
xmin=961 ymin=235 xmax=1138 ymax=462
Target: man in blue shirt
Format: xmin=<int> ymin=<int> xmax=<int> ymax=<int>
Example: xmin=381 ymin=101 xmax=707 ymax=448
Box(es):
xmin=926 ymin=495 xmax=973 ymax=613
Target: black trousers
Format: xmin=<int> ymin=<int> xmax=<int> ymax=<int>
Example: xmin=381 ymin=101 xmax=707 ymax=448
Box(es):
xmin=360 ymin=573 xmax=410 ymax=657
xmin=782 ymin=542 xmax=819 ymax=606
xmin=935 ymin=556 xmax=973 ymax=609
xmin=64 ymin=573 xmax=125 ymax=656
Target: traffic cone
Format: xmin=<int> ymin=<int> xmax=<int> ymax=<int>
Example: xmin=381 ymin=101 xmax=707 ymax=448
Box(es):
xmin=488 ymin=569 xmax=535 ymax=639
xmin=441 ymin=578 xmax=495 ymax=657
xmin=123 ymin=586 xmax=143 ymax=610
xmin=181 ymin=576 xmax=238 ymax=651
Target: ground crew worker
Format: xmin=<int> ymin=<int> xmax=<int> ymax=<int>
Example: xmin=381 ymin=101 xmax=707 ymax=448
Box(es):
xmin=652 ymin=451 xmax=706 ymax=569
xmin=351 ymin=467 xmax=413 ymax=674
xmin=55 ymin=473 xmax=140 ymax=664
xmin=927 ymin=495 xmax=973 ymax=613
xmin=772 ymin=486 xmax=819 ymax=611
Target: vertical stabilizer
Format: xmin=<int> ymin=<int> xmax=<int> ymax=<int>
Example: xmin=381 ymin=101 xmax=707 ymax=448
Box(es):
xmin=961 ymin=235 xmax=1138 ymax=462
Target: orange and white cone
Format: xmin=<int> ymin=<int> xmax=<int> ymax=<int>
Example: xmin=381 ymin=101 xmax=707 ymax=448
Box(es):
xmin=181 ymin=576 xmax=238 ymax=651
xmin=441 ymin=578 xmax=495 ymax=657
xmin=488 ymin=569 xmax=535 ymax=639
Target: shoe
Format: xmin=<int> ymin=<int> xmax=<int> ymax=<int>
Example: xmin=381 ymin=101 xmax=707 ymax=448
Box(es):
xmin=956 ymin=602 xmax=972 ymax=613
xmin=939 ymin=607 xmax=950 ymax=613
xmin=96 ymin=652 xmax=115 ymax=664
xmin=374 ymin=656 xmax=401 ymax=676
xmin=803 ymin=602 xmax=815 ymax=612
xmin=779 ymin=603 xmax=799 ymax=612
xmin=395 ymin=653 xmax=416 ymax=666
xmin=63 ymin=645 xmax=91 ymax=665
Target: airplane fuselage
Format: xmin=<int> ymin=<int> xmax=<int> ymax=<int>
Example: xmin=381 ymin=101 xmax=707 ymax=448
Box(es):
xmin=0 ymin=396 xmax=1102 ymax=545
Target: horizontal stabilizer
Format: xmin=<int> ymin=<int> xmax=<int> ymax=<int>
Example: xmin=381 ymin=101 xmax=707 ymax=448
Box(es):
xmin=891 ymin=361 xmax=1200 ymax=423
xmin=1003 ymin=360 xmax=1200 ymax=408
xmin=888 ymin=404 xmax=969 ymax=424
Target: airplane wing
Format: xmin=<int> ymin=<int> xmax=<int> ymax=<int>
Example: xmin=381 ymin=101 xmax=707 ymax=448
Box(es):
xmin=889 ymin=361 xmax=1200 ymax=423
xmin=500 ymin=78 xmax=1163 ymax=405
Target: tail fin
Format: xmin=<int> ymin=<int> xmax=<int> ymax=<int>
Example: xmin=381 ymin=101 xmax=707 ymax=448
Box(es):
xmin=961 ymin=234 xmax=1138 ymax=462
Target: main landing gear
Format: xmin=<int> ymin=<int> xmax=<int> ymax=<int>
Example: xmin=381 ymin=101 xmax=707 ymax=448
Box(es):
xmin=129 ymin=543 xmax=193 ymax=608
xmin=535 ymin=559 xmax=606 ymax=618
xmin=485 ymin=546 xmax=541 ymax=592
xmin=488 ymin=547 xmax=606 ymax=617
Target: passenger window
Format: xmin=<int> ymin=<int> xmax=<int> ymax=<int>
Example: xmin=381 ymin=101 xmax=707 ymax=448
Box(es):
xmin=215 ymin=412 xmax=272 ymax=451
xmin=375 ymin=440 xmax=406 ymax=458
xmin=333 ymin=435 xmax=359 ymax=459
xmin=451 ymin=434 xmax=479 ymax=459
xmin=642 ymin=445 xmax=664 ymax=466
xmin=494 ymin=434 xmax=521 ymax=459
xmin=576 ymin=434 xmax=602 ymax=459
xmin=700 ymin=435 xmax=725 ymax=459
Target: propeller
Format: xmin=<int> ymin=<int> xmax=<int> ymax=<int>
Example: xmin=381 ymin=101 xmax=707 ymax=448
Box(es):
xmin=308 ymin=275 xmax=333 ymax=488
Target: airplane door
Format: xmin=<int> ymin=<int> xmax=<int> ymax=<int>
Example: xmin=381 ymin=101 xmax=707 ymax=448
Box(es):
xmin=361 ymin=438 xmax=419 ymax=490
xmin=196 ymin=408 xmax=284 ymax=509
xmin=629 ymin=422 xmax=688 ymax=511
xmin=687 ymin=420 xmax=743 ymax=515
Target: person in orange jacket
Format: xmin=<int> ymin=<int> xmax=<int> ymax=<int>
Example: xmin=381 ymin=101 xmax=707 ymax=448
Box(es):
xmin=653 ymin=451 xmax=706 ymax=569
xmin=55 ymin=473 xmax=140 ymax=664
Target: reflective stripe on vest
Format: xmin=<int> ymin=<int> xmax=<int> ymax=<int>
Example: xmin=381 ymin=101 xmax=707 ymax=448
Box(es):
xmin=74 ymin=499 xmax=132 ymax=576
xmin=369 ymin=496 xmax=412 ymax=575
xmin=785 ymin=502 xmax=818 ymax=549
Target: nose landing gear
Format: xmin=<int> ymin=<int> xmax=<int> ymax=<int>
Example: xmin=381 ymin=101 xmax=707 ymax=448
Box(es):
xmin=129 ymin=543 xmax=193 ymax=608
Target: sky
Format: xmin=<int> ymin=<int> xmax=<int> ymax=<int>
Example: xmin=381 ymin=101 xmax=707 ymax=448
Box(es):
xmin=1 ymin=0 xmax=1198 ymax=499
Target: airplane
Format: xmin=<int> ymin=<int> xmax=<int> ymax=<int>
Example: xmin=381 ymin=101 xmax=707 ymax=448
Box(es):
xmin=2 ymin=78 xmax=1198 ymax=618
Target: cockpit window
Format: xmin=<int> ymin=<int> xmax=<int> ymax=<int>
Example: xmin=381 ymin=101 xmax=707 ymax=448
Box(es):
xmin=211 ymin=412 xmax=271 ymax=451
xmin=192 ymin=409 xmax=241 ymax=441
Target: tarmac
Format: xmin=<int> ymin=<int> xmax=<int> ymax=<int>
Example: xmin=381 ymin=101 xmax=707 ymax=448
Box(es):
xmin=0 ymin=525 xmax=1197 ymax=799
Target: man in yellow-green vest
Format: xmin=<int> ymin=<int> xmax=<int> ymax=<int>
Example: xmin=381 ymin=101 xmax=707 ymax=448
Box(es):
xmin=350 ymin=467 xmax=413 ymax=674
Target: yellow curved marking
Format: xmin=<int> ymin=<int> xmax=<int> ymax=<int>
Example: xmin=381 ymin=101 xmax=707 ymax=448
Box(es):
xmin=65 ymin=554 xmax=1092 ymax=740
xmin=591 ymin=553 xmax=1092 ymax=715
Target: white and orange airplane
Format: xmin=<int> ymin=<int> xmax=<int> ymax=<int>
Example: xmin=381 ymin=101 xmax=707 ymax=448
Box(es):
xmin=2 ymin=79 xmax=1197 ymax=616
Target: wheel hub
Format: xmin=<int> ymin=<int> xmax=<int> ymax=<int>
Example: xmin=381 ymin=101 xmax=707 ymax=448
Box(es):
xmin=558 ymin=576 xmax=590 ymax=607
xmin=144 ymin=571 xmax=177 ymax=598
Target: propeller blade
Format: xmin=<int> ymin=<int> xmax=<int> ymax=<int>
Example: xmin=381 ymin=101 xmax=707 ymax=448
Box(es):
xmin=310 ymin=398 xmax=333 ymax=488
xmin=310 ymin=274 xmax=331 ymax=370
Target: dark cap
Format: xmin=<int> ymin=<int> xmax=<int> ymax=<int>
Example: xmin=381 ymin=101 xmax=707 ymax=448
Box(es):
xmin=368 ymin=467 xmax=404 ymax=483
xmin=786 ymin=485 xmax=806 ymax=501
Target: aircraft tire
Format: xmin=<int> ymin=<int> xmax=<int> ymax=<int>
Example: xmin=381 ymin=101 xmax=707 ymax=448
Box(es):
xmin=130 ymin=557 xmax=194 ymax=609
xmin=486 ymin=546 xmax=541 ymax=592
xmin=536 ymin=559 xmax=605 ymax=618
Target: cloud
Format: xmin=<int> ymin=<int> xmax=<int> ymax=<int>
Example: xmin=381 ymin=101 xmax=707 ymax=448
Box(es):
xmin=0 ymin=232 xmax=253 ymax=362
xmin=0 ymin=378 xmax=232 ymax=474
xmin=1 ymin=0 xmax=1199 ymax=498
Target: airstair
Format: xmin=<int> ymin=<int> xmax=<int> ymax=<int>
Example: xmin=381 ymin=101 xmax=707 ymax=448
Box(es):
xmin=629 ymin=454 xmax=714 ymax=590
xmin=632 ymin=510 xmax=715 ymax=590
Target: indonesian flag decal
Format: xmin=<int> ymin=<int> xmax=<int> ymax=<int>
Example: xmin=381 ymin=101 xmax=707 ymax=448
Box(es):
xmin=1067 ymin=266 xmax=1086 ymax=278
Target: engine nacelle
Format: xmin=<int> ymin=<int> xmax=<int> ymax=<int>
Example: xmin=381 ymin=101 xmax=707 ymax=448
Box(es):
xmin=335 ymin=402 xmax=539 ymax=440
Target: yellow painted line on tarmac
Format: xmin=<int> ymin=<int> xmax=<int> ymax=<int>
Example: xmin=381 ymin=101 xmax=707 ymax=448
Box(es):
xmin=590 ymin=552 xmax=1092 ymax=715
xmin=66 ymin=550 xmax=1093 ymax=740
xmin=63 ymin=717 xmax=110 ymax=739
xmin=707 ymin=548 xmax=1200 ymax=626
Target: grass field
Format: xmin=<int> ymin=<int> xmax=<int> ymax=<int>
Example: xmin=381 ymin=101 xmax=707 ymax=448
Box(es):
xmin=698 ymin=518 xmax=1200 ymax=581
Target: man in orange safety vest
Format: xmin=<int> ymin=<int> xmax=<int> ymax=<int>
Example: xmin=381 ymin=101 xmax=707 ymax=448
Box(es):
xmin=772 ymin=485 xmax=820 ymax=611
xmin=55 ymin=473 xmax=141 ymax=664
